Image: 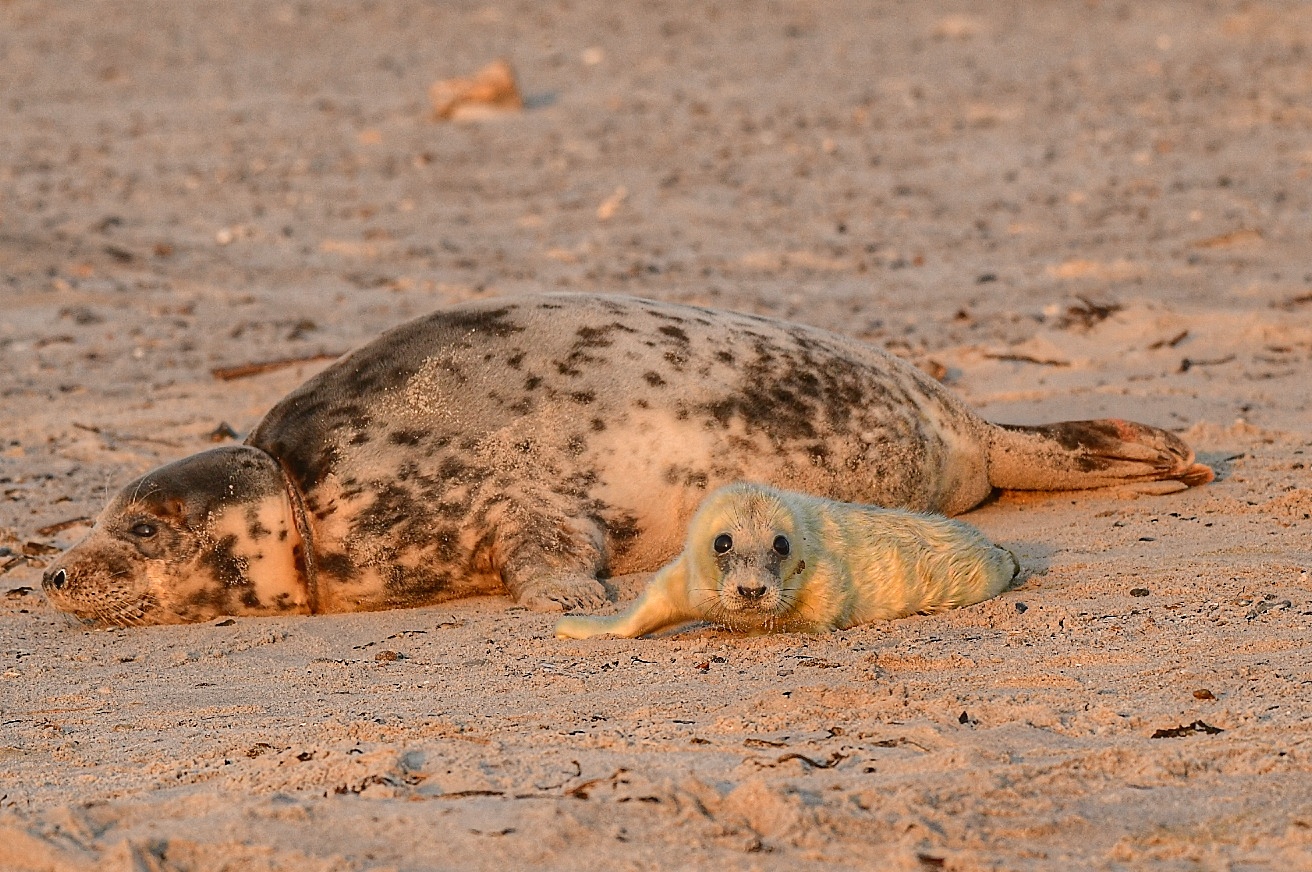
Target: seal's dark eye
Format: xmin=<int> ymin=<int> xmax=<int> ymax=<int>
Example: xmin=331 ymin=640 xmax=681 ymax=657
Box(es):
xmin=713 ymin=533 xmax=733 ymax=554
xmin=773 ymin=535 xmax=790 ymax=557
xmin=129 ymin=522 xmax=158 ymax=539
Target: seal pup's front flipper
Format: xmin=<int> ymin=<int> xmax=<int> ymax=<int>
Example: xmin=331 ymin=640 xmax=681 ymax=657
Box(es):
xmin=985 ymin=418 xmax=1214 ymax=492
xmin=555 ymin=559 xmax=696 ymax=639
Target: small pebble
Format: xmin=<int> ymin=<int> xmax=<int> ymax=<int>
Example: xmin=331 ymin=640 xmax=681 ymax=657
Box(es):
xmin=1193 ymin=689 xmax=1216 ymax=700
xmin=1130 ymin=588 xmax=1150 ymax=597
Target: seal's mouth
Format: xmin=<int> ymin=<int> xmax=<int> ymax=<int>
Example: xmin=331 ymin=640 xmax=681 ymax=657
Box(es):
xmin=723 ymin=595 xmax=781 ymax=613
xmin=64 ymin=594 xmax=163 ymax=628
xmin=42 ymin=565 xmax=164 ymax=628
xmin=719 ymin=574 xmax=786 ymax=616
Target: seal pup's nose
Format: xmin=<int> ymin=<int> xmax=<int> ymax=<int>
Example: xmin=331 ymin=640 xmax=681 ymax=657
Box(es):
xmin=736 ymin=583 xmax=766 ymax=600
xmin=44 ymin=567 xmax=67 ymax=590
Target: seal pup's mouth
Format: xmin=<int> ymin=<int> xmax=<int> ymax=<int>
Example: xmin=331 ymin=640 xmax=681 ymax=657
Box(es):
xmin=706 ymin=554 xmax=814 ymax=632
xmin=714 ymin=568 xmax=792 ymax=628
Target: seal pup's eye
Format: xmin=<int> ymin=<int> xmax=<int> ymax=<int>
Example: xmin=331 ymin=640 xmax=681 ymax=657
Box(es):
xmin=772 ymin=535 xmax=790 ymax=557
xmin=129 ymin=522 xmax=158 ymax=539
xmin=713 ymin=533 xmax=733 ymax=554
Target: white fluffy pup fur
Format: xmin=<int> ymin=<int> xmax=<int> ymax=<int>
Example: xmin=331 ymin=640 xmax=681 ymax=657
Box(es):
xmin=556 ymin=482 xmax=1019 ymax=638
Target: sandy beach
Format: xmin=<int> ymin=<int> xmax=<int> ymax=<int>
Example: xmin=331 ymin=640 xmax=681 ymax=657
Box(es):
xmin=3 ymin=1 xmax=1312 ymax=869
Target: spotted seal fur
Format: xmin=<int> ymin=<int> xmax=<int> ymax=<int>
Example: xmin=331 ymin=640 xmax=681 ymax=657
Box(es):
xmin=555 ymin=482 xmax=1020 ymax=638
xmin=42 ymin=293 xmax=1212 ymax=625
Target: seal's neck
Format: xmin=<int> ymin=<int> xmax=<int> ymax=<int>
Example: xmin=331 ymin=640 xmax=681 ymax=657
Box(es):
xmin=261 ymin=451 xmax=319 ymax=613
xmin=213 ymin=481 xmax=313 ymax=616
xmin=174 ymin=447 xmax=316 ymax=618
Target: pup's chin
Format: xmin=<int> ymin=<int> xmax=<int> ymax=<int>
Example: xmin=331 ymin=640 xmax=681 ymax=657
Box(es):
xmin=717 ymin=592 xmax=789 ymax=631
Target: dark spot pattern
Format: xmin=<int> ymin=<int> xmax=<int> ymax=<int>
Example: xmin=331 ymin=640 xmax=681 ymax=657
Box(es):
xmin=553 ymin=469 xmax=599 ymax=499
xmin=598 ymin=510 xmax=643 ymax=565
xmin=317 ymin=552 xmax=358 ymax=583
xmin=443 ymin=306 xmax=524 ymax=338
xmin=198 ymin=534 xmax=248 ymax=590
xmin=245 ymin=509 xmax=272 ymax=540
xmin=438 ymin=456 xmax=469 ymax=480
xmin=648 ymin=309 xmax=686 ymax=323
xmin=389 ymin=430 xmax=425 ymax=446
xmin=699 ymin=334 xmax=886 ymax=445
xmin=270 ymin=592 xmax=299 ymax=611
xmin=663 ymin=465 xmax=709 ymax=488
xmin=575 ymin=326 xmax=616 ymax=347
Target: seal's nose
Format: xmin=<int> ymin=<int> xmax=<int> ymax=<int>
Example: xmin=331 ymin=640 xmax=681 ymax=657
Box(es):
xmin=44 ymin=567 xmax=67 ymax=591
xmin=736 ymin=583 xmax=766 ymax=600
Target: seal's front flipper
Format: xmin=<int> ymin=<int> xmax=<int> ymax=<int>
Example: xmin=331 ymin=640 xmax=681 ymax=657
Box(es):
xmin=986 ymin=418 xmax=1214 ymax=492
xmin=516 ymin=574 xmax=609 ymax=612
xmin=496 ymin=512 xmax=610 ymax=612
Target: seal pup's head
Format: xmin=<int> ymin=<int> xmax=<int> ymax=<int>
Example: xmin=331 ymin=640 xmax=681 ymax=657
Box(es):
xmin=42 ymin=446 xmax=311 ymax=626
xmin=685 ymin=483 xmax=814 ymax=632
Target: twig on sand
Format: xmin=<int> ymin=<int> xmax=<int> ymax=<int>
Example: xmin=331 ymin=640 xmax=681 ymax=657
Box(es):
xmin=34 ymin=517 xmax=92 ymax=537
xmin=211 ymin=352 xmax=342 ymax=381
xmin=1148 ymin=330 xmax=1190 ymax=350
xmin=981 ymin=351 xmax=1070 ymax=367
xmin=776 ymin=751 xmax=847 ymax=769
xmin=1178 ymin=355 xmax=1235 ymax=373
xmin=71 ymin=423 xmax=182 ymax=447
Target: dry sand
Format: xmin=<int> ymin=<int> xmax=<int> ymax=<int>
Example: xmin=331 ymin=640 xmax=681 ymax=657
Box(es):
xmin=4 ymin=1 xmax=1312 ymax=869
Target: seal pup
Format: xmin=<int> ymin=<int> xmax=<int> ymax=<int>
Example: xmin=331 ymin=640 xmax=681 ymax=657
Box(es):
xmin=555 ymin=483 xmax=1019 ymax=638
xmin=43 ymin=293 xmax=1212 ymax=626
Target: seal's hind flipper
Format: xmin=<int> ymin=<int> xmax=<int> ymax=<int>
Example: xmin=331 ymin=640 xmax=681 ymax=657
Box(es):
xmin=985 ymin=418 xmax=1214 ymax=492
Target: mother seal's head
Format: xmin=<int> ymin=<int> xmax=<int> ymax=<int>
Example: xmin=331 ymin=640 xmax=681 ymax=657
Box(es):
xmin=42 ymin=446 xmax=310 ymax=626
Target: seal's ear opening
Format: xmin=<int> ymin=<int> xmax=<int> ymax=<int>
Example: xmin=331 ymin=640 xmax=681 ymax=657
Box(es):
xmin=158 ymin=497 xmax=189 ymax=520
xmin=128 ymin=492 xmax=196 ymax=533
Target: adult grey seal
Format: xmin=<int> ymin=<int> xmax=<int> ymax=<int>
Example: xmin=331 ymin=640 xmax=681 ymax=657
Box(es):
xmin=42 ymin=293 xmax=1213 ymax=626
xmin=555 ymin=482 xmax=1020 ymax=638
